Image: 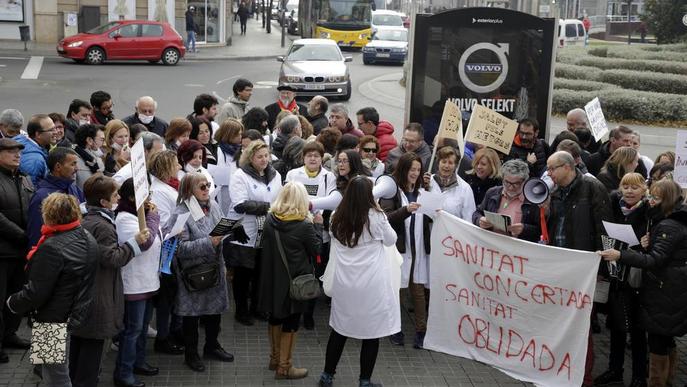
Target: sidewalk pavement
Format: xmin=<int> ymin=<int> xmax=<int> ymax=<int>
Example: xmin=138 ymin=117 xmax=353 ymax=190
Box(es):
xmin=0 ymin=16 xmax=292 ymax=61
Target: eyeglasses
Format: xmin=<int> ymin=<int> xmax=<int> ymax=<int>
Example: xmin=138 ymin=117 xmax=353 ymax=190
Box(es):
xmin=519 ymin=131 xmax=534 ymax=137
xmin=336 ymin=159 xmax=350 ymax=165
xmin=546 ymin=163 xmax=565 ymax=173
xmin=647 ymin=194 xmax=662 ymax=203
xmin=40 ymin=127 xmax=56 ymax=133
xmin=503 ymin=179 xmax=524 ymax=188
xmin=361 ymin=148 xmax=377 ymax=153
xmin=198 ymin=183 xmax=211 ymax=191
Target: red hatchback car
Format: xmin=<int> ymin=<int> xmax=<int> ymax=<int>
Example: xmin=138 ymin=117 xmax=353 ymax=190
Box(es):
xmin=57 ymin=20 xmax=185 ymax=65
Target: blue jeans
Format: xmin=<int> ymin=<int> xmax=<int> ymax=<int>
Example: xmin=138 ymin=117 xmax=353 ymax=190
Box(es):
xmin=187 ymin=31 xmax=196 ymax=52
xmin=114 ymin=299 xmax=153 ymax=383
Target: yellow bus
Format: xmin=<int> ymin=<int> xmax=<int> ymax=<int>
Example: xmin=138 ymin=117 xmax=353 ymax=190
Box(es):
xmin=299 ymin=0 xmax=374 ymax=48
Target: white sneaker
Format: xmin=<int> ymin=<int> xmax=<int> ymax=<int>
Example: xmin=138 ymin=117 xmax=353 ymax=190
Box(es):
xmin=147 ymin=326 xmax=158 ymax=339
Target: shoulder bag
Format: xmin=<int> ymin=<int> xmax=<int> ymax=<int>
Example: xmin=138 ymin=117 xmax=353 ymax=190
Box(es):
xmin=30 ymin=321 xmax=68 ymax=364
xmin=275 ymin=229 xmax=321 ymax=301
xmin=177 ymin=240 xmax=220 ymax=292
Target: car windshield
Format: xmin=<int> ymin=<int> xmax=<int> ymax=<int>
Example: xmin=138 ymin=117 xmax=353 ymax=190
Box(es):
xmin=318 ymin=0 xmax=371 ymax=26
xmin=373 ymin=29 xmax=407 ymax=41
xmin=287 ymin=44 xmax=342 ymax=61
xmin=87 ymin=22 xmax=120 ymax=34
xmin=373 ymin=14 xmax=403 ymax=26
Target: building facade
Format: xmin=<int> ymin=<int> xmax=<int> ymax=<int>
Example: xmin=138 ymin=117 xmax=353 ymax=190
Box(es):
xmin=0 ymin=0 xmax=235 ymax=44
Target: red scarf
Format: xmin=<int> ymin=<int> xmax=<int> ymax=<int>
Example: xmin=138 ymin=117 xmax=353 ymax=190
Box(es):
xmin=277 ymin=99 xmax=298 ymax=113
xmin=167 ymin=177 xmax=180 ymax=191
xmin=26 ymin=220 xmax=81 ymax=261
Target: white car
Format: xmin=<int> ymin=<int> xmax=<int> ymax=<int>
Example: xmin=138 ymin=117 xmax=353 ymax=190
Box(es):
xmin=362 ymin=27 xmax=408 ymax=65
xmin=278 ymin=39 xmax=353 ymax=100
xmin=371 ymin=10 xmax=404 ymax=32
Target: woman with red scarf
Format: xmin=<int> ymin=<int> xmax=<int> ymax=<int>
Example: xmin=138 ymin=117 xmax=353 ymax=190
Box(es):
xmin=8 ymin=193 xmax=99 ymax=386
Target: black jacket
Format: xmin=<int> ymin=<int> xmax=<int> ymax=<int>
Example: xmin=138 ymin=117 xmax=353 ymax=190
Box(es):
xmin=185 ymin=10 xmax=197 ymax=32
xmin=258 ymin=214 xmax=322 ymax=319
xmin=503 ymin=138 xmax=548 ymax=178
xmin=0 ymin=166 xmax=33 ymax=260
xmin=122 ymin=114 xmax=169 ymax=138
xmin=548 ymin=171 xmax=611 ymax=251
xmin=464 ymin=174 xmax=500 ymax=208
xmin=8 ymin=226 xmax=98 ymax=328
xmin=308 ymin=113 xmax=328 ymax=135
xmin=620 ymin=204 xmax=687 ymax=336
xmin=588 ymin=142 xmax=648 ymax=178
xmin=472 ymin=186 xmax=541 ymax=242
xmin=597 ymin=164 xmax=622 ymax=193
xmin=380 ymin=188 xmax=431 ymax=256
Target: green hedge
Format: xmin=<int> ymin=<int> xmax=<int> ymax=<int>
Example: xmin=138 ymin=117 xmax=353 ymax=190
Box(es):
xmin=598 ymin=69 xmax=687 ymax=95
xmin=575 ymin=56 xmax=687 ymax=75
xmin=639 ymin=43 xmax=687 ymax=52
xmin=554 ymin=63 xmax=602 ymax=81
xmin=553 ymin=78 xmax=620 ymax=91
xmin=589 ymin=46 xmax=687 ymax=62
xmin=552 ymin=88 xmax=687 ymax=123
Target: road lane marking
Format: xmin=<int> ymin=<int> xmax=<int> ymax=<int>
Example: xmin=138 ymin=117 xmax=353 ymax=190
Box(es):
xmin=216 ymin=75 xmax=241 ymax=85
xmin=184 ymin=83 xmax=205 ymax=87
xmin=0 ymin=57 xmax=26 ymax=60
xmin=20 ymin=56 xmax=43 ymax=79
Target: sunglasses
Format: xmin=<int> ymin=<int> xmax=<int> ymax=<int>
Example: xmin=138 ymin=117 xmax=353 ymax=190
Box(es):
xmin=198 ymin=183 xmax=211 ymax=191
xmin=361 ymin=147 xmax=377 ymax=153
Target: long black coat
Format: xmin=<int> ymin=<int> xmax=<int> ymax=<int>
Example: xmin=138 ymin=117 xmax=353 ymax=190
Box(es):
xmin=619 ymin=205 xmax=687 ymax=336
xmin=0 ymin=166 xmax=33 ymax=260
xmin=258 ymin=214 xmax=321 ymax=319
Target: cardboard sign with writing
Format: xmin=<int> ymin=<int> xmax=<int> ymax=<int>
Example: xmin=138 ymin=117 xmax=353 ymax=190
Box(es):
xmin=425 ymin=212 xmax=599 ymax=387
xmin=464 ymin=104 xmax=518 ymax=154
xmin=437 ymin=100 xmax=465 ymax=153
xmin=130 ymin=138 xmax=149 ymax=211
xmin=584 ymin=97 xmax=609 ymax=142
xmin=674 ymin=130 xmax=687 ymax=188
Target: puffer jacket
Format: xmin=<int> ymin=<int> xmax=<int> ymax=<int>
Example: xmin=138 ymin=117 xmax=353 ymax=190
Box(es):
xmin=71 ymin=207 xmax=141 ymax=339
xmin=8 ymin=226 xmax=98 ymax=329
xmin=619 ymin=204 xmax=687 ymax=336
xmin=26 ymin=175 xmax=85 ymax=247
xmin=13 ymin=135 xmax=48 ymax=186
xmin=375 ymin=120 xmax=397 ymax=162
xmin=0 ymin=166 xmax=33 ymax=260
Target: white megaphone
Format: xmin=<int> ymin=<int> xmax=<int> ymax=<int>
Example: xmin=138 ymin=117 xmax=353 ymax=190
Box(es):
xmin=373 ymin=175 xmax=399 ymax=200
xmin=523 ymin=177 xmax=550 ymax=205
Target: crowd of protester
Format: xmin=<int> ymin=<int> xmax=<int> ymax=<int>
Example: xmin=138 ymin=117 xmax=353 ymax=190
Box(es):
xmin=0 ymin=81 xmax=682 ymax=387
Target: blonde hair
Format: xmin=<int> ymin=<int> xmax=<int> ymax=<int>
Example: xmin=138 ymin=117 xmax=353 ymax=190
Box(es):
xmin=620 ymin=172 xmax=646 ymax=188
xmin=469 ymin=148 xmax=501 ymax=179
xmin=297 ymin=115 xmax=313 ymax=139
xmin=41 ymin=193 xmax=82 ymax=226
xmin=177 ymin=172 xmax=208 ymax=204
xmin=215 ymin=118 xmax=243 ymax=144
xmin=604 ymin=146 xmax=638 ymax=179
xmin=239 ymin=140 xmax=270 ymax=167
xmin=149 ymin=150 xmax=179 ymax=182
xmin=270 ymin=181 xmax=310 ymax=220
xmin=103 ymin=119 xmax=130 ymax=170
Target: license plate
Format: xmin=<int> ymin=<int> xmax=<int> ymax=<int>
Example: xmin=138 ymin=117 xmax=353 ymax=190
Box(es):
xmin=304 ymin=84 xmax=325 ymax=90
xmin=376 ymin=53 xmax=391 ymax=58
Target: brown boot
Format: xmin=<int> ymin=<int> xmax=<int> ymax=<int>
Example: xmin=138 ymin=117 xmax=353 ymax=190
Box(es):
xmin=666 ymin=348 xmax=678 ymax=387
xmin=275 ymin=331 xmax=308 ymax=379
xmin=648 ymin=353 xmax=670 ymax=387
xmin=268 ymin=325 xmax=281 ymax=371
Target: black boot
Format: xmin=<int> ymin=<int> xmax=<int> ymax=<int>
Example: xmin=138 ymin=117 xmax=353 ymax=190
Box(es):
xmin=185 ymin=352 xmax=205 ymax=372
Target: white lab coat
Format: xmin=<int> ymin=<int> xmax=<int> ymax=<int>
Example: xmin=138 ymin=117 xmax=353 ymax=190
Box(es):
xmin=227 ymin=167 xmax=282 ymax=247
xmin=149 ymin=175 xmax=179 ymax=227
xmin=116 ymin=212 xmax=161 ymax=295
xmin=213 ymin=150 xmax=239 ymax=216
xmin=395 ymin=189 xmax=437 ymax=288
xmin=429 ymin=174 xmax=476 ymax=221
xmin=285 ymin=166 xmax=337 ymax=242
xmin=329 ymin=209 xmax=400 ymax=339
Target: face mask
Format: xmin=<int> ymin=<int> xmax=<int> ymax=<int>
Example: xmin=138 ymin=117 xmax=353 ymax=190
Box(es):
xmin=111 ymin=202 xmax=118 ymax=211
xmin=138 ymin=113 xmax=154 ymax=124
xmin=184 ymin=163 xmax=200 ymax=173
xmin=112 ymin=143 xmax=122 ymax=151
xmin=79 ymin=119 xmax=90 ymax=126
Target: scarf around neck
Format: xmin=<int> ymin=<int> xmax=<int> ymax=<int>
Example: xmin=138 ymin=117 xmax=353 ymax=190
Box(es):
xmin=75 ymin=146 xmax=100 ymax=174
xmin=219 ymin=142 xmax=240 ymax=157
xmin=27 ymin=220 xmax=81 ymax=261
xmin=277 ymin=99 xmax=298 ymax=113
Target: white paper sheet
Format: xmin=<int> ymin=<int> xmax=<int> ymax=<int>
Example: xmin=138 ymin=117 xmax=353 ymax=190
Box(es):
xmin=602 ymin=221 xmax=640 ymax=247
xmin=416 ymin=189 xmax=446 ymax=216
xmin=484 ymin=210 xmax=511 ymax=234
xmin=164 ymin=212 xmax=190 ymax=241
xmin=207 ymin=164 xmax=230 ymax=186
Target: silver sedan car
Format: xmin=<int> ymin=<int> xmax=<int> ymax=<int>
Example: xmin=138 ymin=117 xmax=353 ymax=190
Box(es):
xmin=278 ymin=39 xmax=353 ymax=100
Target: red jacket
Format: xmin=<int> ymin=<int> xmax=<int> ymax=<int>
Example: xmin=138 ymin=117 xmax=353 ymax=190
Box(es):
xmin=375 ymin=120 xmax=397 ymax=162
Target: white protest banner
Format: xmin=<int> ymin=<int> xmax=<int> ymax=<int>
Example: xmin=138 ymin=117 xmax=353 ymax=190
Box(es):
xmin=464 ymin=104 xmax=518 ymax=155
xmin=425 ymin=212 xmax=599 ymax=387
xmin=584 ymin=97 xmax=609 ymax=142
xmin=130 ymin=138 xmax=149 ymax=211
xmin=674 ymin=130 xmax=687 ymax=188
xmin=428 ymin=100 xmax=465 ymax=172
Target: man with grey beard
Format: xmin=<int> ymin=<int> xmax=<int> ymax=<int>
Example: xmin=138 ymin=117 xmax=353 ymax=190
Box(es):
xmin=264 ymin=85 xmax=308 ymax=131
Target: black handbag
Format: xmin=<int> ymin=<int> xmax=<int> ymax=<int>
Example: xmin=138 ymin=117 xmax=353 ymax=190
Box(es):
xmin=178 ymin=247 xmax=221 ymax=292
xmin=275 ymin=229 xmax=320 ymax=301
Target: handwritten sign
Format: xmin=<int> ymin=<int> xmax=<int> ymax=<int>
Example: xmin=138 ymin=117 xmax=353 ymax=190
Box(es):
xmin=437 ymin=100 xmax=465 ymax=152
xmin=584 ymin=97 xmax=609 ymax=142
xmin=130 ymin=138 xmax=149 ymax=210
xmin=464 ymin=104 xmax=518 ymax=154
xmin=674 ymin=130 xmax=687 ymax=188
xmin=425 ymin=213 xmax=599 ymax=387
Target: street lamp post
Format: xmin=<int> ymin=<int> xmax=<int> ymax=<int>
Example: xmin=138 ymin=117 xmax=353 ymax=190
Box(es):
xmin=626 ymin=0 xmax=632 ymax=44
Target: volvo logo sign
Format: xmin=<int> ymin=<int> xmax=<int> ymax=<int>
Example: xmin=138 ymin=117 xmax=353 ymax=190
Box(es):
xmin=458 ymin=42 xmax=509 ymax=94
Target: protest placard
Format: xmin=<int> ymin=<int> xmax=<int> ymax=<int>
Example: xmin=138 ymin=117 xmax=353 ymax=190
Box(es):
xmin=674 ymin=130 xmax=687 ymax=188
xmin=428 ymin=100 xmax=465 ymax=171
xmin=130 ymin=138 xmax=149 ymax=230
xmin=425 ymin=212 xmax=599 ymax=387
xmin=584 ymin=97 xmax=609 ymax=142
xmin=464 ymin=104 xmax=518 ymax=154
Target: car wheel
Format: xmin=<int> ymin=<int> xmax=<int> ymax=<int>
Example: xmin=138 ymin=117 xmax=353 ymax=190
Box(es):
xmin=161 ymin=48 xmax=180 ymax=65
xmin=85 ymin=47 xmax=105 ymax=65
xmin=341 ymin=80 xmax=352 ymax=101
